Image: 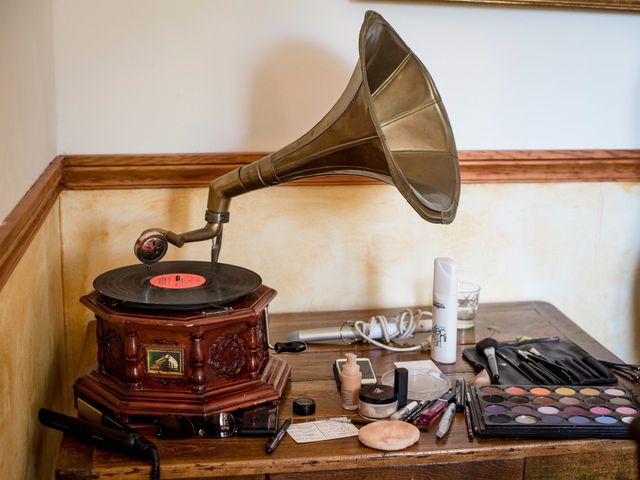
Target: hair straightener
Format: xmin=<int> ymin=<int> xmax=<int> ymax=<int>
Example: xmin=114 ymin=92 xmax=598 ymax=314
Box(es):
xmin=39 ymin=408 xmax=159 ymax=480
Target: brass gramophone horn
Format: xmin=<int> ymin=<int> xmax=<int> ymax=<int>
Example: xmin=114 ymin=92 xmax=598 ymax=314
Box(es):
xmin=134 ymin=10 xmax=460 ymax=264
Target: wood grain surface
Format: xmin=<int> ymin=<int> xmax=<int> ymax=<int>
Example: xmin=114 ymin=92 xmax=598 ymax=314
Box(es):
xmin=55 ymin=301 xmax=639 ymax=479
xmin=61 ymin=150 xmax=640 ymax=189
xmin=270 ymin=459 xmax=525 ymax=480
xmin=524 ymin=450 xmax=637 ymax=480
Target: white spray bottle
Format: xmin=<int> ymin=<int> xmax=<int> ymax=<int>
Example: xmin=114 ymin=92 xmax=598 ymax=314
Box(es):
xmin=431 ymin=257 xmax=457 ymax=364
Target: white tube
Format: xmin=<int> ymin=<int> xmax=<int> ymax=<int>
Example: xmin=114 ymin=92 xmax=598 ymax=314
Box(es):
xmin=287 ymin=323 xmax=400 ymax=342
xmin=286 ymin=314 xmax=432 ymax=343
xmin=431 ymin=257 xmax=457 ymax=364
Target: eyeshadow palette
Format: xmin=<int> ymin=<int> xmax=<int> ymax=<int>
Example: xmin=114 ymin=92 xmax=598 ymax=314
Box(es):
xmin=468 ymin=385 xmax=639 ymax=438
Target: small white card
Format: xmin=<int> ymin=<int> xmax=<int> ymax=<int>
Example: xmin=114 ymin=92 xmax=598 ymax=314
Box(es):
xmin=286 ymin=417 xmax=359 ymax=444
xmin=393 ymin=359 xmax=442 ymax=374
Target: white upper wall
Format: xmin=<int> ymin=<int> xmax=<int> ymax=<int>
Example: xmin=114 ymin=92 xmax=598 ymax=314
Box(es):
xmin=1 ymin=1 xmax=638 ymax=219
xmin=53 ymin=0 xmax=640 ymax=154
xmin=0 ymin=0 xmax=56 ymax=222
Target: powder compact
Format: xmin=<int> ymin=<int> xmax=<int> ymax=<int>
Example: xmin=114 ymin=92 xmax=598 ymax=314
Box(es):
xmin=468 ymin=385 xmax=639 ymax=438
xmin=359 ymin=384 xmax=398 ymax=419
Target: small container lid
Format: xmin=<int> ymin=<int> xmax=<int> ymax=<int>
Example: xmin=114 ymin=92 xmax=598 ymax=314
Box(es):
xmin=434 ymin=257 xmax=456 ymax=297
xmin=293 ymin=397 xmax=316 ymax=416
xmin=359 ymin=384 xmax=397 ymax=405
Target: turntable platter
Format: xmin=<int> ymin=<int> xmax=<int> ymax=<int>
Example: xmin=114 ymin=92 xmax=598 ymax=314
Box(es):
xmin=93 ymin=261 xmax=262 ymax=308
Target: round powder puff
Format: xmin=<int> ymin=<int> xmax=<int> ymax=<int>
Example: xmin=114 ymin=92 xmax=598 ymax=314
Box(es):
xmin=358 ymin=420 xmax=420 ymax=451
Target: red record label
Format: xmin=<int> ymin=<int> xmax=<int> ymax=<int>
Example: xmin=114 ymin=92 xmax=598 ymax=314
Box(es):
xmin=149 ymin=273 xmax=206 ymax=289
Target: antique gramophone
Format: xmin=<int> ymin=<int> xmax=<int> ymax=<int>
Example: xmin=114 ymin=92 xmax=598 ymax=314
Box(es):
xmin=74 ymin=11 xmax=460 ymax=419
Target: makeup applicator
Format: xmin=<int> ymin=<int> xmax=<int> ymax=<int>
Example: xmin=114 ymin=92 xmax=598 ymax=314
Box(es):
xmin=476 ymin=337 xmax=500 ymax=382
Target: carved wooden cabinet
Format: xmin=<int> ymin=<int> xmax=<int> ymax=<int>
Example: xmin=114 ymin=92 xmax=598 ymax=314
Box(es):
xmin=74 ymin=285 xmax=290 ymax=419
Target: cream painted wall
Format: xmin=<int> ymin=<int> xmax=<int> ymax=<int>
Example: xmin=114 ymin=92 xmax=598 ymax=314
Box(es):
xmin=0 ymin=204 xmax=66 ymax=480
xmin=0 ymin=2 xmax=62 ymax=478
xmin=0 ymin=0 xmax=56 ymax=222
xmin=60 ymin=182 xmax=640 ymax=389
xmin=53 ymin=1 xmax=640 ymax=154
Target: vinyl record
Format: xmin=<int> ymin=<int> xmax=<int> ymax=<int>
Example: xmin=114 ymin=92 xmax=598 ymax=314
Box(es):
xmin=93 ymin=261 xmax=262 ymax=309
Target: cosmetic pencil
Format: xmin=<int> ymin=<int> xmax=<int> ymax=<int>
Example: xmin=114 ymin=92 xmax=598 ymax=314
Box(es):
xmin=464 ymin=405 xmax=474 ymax=440
xmin=464 ymin=390 xmax=474 ymax=440
xmin=297 ymin=417 xmax=373 ymax=425
xmin=455 ymin=378 xmax=465 ymax=413
xmin=265 ymin=418 xmax=291 ymax=454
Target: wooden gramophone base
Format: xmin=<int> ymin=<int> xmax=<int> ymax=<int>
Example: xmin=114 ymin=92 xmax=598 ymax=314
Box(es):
xmin=74 ymin=285 xmax=291 ymax=419
xmin=75 ymin=355 xmax=290 ymax=418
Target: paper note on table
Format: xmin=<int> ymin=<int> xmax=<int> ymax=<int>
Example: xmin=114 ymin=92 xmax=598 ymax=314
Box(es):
xmin=393 ymin=359 xmax=443 ymax=374
xmin=286 ymin=417 xmax=359 ymax=443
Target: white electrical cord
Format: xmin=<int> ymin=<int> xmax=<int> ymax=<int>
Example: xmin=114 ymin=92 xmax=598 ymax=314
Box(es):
xmin=352 ymin=309 xmax=431 ymax=352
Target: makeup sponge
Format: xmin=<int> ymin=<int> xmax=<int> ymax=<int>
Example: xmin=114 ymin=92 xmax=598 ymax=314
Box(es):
xmin=358 ymin=420 xmax=420 ymax=451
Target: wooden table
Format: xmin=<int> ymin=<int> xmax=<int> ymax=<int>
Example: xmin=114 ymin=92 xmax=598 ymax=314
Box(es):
xmin=56 ymin=301 xmax=639 ymax=479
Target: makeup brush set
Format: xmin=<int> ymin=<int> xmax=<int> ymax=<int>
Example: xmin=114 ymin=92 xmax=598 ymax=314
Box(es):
xmin=463 ymin=337 xmax=618 ymax=385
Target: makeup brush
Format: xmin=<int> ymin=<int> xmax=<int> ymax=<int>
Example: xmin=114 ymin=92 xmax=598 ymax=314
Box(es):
xmin=515 ymin=350 xmax=565 ymax=384
xmin=496 ymin=351 xmax=535 ymax=383
xmin=476 ymin=338 xmax=500 ymax=382
xmin=600 ymin=363 xmax=640 ymax=382
xmin=600 ymin=360 xmax=640 ymax=372
xmin=526 ymin=348 xmax=572 ymax=375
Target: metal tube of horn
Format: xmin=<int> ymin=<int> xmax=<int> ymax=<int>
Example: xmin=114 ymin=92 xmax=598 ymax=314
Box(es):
xmin=134 ymin=10 xmax=460 ymax=265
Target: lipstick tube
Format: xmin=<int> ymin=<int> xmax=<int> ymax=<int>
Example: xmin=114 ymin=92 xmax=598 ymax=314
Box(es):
xmin=416 ymin=391 xmax=455 ymax=426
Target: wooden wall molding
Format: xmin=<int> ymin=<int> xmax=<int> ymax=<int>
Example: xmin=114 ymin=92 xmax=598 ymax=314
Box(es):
xmin=60 ymin=149 xmax=640 ymax=189
xmin=459 ymin=149 xmax=640 ymax=183
xmin=1 ymin=149 xmax=639 ymax=290
xmin=0 ymin=157 xmax=63 ymax=291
